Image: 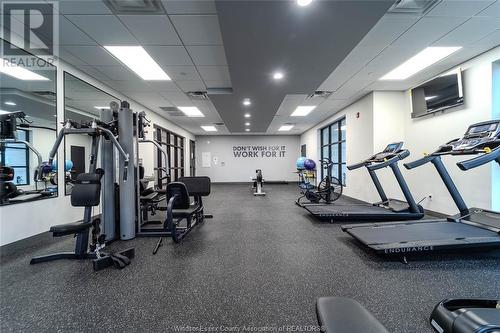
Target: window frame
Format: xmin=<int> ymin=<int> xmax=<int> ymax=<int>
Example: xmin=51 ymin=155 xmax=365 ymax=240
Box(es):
xmin=154 ymin=125 xmax=185 ymax=188
xmin=320 ymin=117 xmax=346 ymax=185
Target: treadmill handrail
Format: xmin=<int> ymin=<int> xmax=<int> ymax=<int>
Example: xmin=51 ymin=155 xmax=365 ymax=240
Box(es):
xmin=347 ymin=161 xmax=368 ymax=171
xmin=404 ymin=154 xmax=436 ymax=170
xmin=457 ymin=145 xmax=500 ymax=170
xmin=367 ymin=150 xmax=410 ymax=171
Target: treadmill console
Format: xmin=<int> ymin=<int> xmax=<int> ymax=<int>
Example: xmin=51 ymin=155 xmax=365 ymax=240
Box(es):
xmin=371 ymin=142 xmax=404 ymax=161
xmin=445 ymin=120 xmax=500 ymax=153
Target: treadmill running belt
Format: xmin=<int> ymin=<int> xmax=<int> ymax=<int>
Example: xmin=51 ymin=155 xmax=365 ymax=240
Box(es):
xmin=347 ymin=222 xmax=497 ymax=244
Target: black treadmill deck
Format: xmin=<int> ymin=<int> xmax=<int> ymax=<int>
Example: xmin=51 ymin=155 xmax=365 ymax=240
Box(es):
xmin=304 ymin=202 xmax=424 ymax=222
xmin=342 ymin=219 xmax=500 ymax=255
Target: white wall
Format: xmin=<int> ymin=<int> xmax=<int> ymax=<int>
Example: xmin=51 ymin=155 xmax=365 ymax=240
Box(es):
xmin=300 ymin=94 xmax=376 ymax=202
xmin=0 ymin=56 xmax=195 ymax=246
xmin=300 ymin=47 xmax=500 ymax=214
xmin=195 ymin=135 xmax=300 ymax=182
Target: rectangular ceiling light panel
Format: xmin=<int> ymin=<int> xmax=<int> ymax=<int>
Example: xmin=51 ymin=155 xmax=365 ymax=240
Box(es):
xmin=178 ymin=106 xmax=204 ymax=117
xmin=104 ymin=46 xmax=171 ymax=81
xmin=201 ymin=126 xmax=217 ymax=132
xmin=279 ymin=125 xmax=294 ymax=131
xmin=291 ymin=105 xmax=316 ymax=117
xmin=380 ymin=47 xmax=462 ymax=80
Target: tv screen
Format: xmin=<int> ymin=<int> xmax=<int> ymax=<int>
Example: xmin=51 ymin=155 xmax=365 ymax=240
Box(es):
xmin=411 ymin=68 xmax=464 ymax=118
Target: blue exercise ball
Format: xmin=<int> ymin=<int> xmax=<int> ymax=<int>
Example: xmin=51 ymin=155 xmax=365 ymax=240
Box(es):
xmin=304 ymin=159 xmax=316 ymax=171
xmin=296 ymin=157 xmax=307 ymax=170
xmin=65 ymin=160 xmax=73 ymax=171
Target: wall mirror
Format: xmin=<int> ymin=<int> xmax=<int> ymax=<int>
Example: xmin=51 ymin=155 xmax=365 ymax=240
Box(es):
xmin=0 ymin=39 xmax=57 ymax=206
xmin=63 ymin=72 xmax=119 ymax=195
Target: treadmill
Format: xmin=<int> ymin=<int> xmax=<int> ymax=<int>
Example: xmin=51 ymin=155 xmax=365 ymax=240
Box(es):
xmin=304 ymin=142 xmax=424 ymax=222
xmin=342 ymin=120 xmax=500 ymax=261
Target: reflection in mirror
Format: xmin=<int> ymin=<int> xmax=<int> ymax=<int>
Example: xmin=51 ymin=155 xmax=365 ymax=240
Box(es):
xmin=63 ymin=72 xmax=119 ymax=195
xmin=0 ymin=39 xmax=57 ymax=206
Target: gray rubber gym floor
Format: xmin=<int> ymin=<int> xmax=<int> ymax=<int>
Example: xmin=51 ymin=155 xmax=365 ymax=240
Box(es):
xmin=1 ymin=184 xmax=499 ymax=332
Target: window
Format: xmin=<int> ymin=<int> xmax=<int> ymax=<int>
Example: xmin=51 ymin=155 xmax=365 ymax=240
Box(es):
xmin=320 ymin=118 xmax=346 ymax=185
xmin=0 ymin=129 xmax=30 ymax=185
xmin=154 ymin=125 xmax=185 ymax=187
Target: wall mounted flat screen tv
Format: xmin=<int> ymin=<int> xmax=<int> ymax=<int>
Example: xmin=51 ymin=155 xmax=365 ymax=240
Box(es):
xmin=411 ymin=68 xmax=464 ymax=118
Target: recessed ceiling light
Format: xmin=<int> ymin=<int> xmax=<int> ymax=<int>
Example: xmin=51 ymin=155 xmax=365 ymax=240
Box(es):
xmin=291 ymin=105 xmax=316 ymax=117
xmin=201 ymin=125 xmax=217 ymax=132
xmin=94 ymin=106 xmax=110 ymax=110
xmin=380 ymin=46 xmax=462 ymax=80
xmin=273 ymin=71 xmax=284 ymax=80
xmin=244 ymin=113 xmax=251 ymax=118
xmin=279 ymin=125 xmax=294 ymax=131
xmin=243 ymin=98 xmax=251 ymax=106
xmin=425 ymin=96 xmax=437 ymax=101
xmin=245 ymin=129 xmax=250 ymax=132
xmin=0 ymin=110 xmax=14 ymax=115
xmin=4 ymin=101 xmax=16 ymax=106
xmin=245 ymin=122 xmax=250 ymax=126
xmin=178 ymin=106 xmax=204 ymax=117
xmin=0 ymin=58 xmax=49 ymax=81
xmin=297 ymin=0 xmax=312 ymax=6
xmin=104 ymin=46 xmax=171 ymax=81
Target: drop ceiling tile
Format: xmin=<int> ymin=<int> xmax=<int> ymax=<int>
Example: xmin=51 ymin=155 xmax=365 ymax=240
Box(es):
xmin=118 ymin=15 xmax=181 ymax=45
xmin=186 ymin=46 xmax=227 ymax=66
xmin=74 ymin=65 xmax=112 ymax=81
xmin=162 ymin=0 xmax=217 ymax=14
xmin=177 ymin=80 xmax=206 ymax=92
xmin=164 ymin=66 xmax=202 ymax=81
xmin=58 ymin=48 xmax=89 ymax=66
xmin=102 ymin=80 xmax=153 ymax=93
xmin=63 ymin=45 xmax=120 ymax=66
xmin=426 ymin=0 xmax=494 ymax=17
xmin=363 ymin=45 xmax=425 ymax=76
xmin=170 ymin=15 xmax=223 ymax=45
xmin=145 ymin=46 xmax=193 ymax=66
xmin=392 ymin=16 xmax=466 ymax=47
xmin=59 ymin=16 xmax=95 ymax=45
xmin=93 ymin=65 xmax=139 ymax=81
xmin=160 ymin=91 xmax=190 ymax=103
xmin=197 ymin=66 xmax=230 ymax=81
xmin=476 ymin=1 xmax=500 ymax=17
xmin=204 ymin=80 xmax=231 ymax=88
xmin=147 ymin=81 xmax=182 ymax=92
xmin=57 ymin=0 xmax=113 ymax=14
xmin=434 ymin=17 xmax=500 ymax=46
xmin=474 ymin=29 xmax=500 ymax=46
xmin=65 ymin=15 xmax=137 ymax=45
xmin=358 ymin=16 xmax=420 ymax=47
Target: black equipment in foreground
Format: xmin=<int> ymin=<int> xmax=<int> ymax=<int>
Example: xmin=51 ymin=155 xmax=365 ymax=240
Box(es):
xmin=430 ymin=299 xmax=500 ymax=333
xmin=296 ymin=159 xmax=342 ymax=207
xmin=316 ymin=297 xmax=500 ymax=333
xmin=252 ymin=169 xmax=266 ymax=196
xmin=30 ymin=119 xmax=135 ymax=270
xmin=152 ymin=176 xmax=212 ymax=254
xmin=304 ymin=143 xmax=424 ymax=222
xmin=316 ymin=297 xmax=389 ymax=333
xmin=342 ymin=120 xmax=500 ymax=262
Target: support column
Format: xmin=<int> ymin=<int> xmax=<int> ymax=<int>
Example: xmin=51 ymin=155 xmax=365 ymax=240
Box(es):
xmin=118 ymin=101 xmax=136 ymax=240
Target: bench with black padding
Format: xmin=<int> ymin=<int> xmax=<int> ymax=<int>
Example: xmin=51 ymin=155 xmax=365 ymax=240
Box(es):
xmin=316 ymin=297 xmax=389 ymax=333
xmin=152 ymin=177 xmax=212 ymax=252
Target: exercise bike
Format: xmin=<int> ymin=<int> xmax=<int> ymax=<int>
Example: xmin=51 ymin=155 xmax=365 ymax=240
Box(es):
xmin=296 ymin=159 xmax=343 ymax=207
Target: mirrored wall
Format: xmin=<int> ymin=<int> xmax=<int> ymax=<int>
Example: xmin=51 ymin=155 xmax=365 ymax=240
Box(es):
xmin=63 ymin=72 xmax=119 ymax=195
xmin=0 ymin=39 xmax=57 ymax=206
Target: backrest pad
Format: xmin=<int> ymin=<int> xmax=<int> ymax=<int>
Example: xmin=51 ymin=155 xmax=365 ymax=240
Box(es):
xmin=178 ymin=176 xmax=211 ymax=196
xmin=71 ymin=172 xmax=103 ymax=207
xmin=166 ymin=182 xmax=190 ymax=209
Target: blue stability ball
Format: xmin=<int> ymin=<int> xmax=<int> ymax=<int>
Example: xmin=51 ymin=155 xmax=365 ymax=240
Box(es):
xmin=296 ymin=157 xmax=307 ymax=170
xmin=65 ymin=160 xmax=73 ymax=171
xmin=304 ymin=159 xmax=316 ymax=171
